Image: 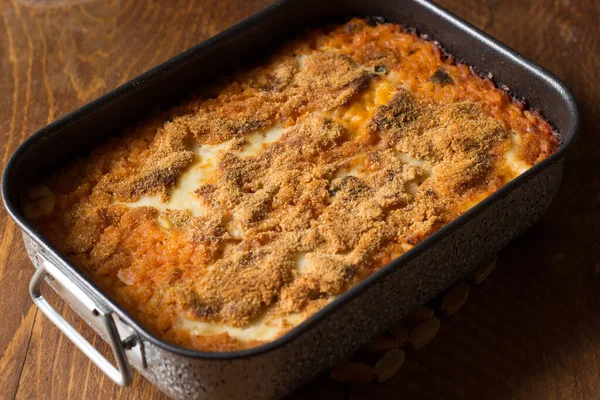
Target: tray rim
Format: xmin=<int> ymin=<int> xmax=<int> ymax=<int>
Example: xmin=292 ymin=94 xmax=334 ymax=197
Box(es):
xmin=1 ymin=0 xmax=580 ymax=361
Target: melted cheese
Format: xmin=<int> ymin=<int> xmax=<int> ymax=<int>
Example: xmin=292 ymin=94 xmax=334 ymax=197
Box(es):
xmin=118 ymin=125 xmax=285 ymax=228
xmin=295 ymin=252 xmax=309 ymax=273
xmin=504 ymin=132 xmax=530 ymax=176
xmin=178 ymin=313 xmax=304 ymax=342
xmin=394 ymin=151 xmax=428 ymax=168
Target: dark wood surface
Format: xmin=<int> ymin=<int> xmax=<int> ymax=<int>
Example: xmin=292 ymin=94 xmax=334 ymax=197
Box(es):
xmin=0 ymin=0 xmax=598 ymax=398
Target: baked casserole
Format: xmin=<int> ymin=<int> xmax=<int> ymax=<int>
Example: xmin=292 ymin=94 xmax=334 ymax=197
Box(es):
xmin=23 ymin=18 xmax=559 ymax=352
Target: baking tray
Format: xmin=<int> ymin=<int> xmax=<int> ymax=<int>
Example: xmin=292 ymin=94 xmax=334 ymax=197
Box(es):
xmin=1 ymin=0 xmax=579 ymax=398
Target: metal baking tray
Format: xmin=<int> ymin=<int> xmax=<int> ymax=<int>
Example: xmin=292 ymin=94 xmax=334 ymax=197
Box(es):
xmin=1 ymin=0 xmax=579 ymax=398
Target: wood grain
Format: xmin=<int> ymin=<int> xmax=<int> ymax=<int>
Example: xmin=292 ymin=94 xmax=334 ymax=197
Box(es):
xmin=0 ymin=0 xmax=598 ymax=399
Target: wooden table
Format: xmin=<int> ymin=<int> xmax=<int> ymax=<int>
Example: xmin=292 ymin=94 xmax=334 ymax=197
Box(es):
xmin=0 ymin=0 xmax=598 ymax=398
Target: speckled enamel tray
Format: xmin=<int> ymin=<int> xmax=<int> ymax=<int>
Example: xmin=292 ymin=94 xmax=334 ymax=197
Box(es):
xmin=1 ymin=0 xmax=579 ymax=398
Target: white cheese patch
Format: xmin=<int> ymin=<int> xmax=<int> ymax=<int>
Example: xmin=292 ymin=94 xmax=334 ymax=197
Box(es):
xmin=404 ymin=182 xmax=420 ymax=196
xmin=394 ymin=151 xmax=428 ymax=169
xmin=295 ymin=252 xmax=309 ymax=273
xmin=122 ymin=161 xmax=213 ymax=227
xmin=225 ymin=218 xmax=245 ymax=240
xmin=504 ymin=132 xmax=531 ymax=176
xmin=394 ymin=151 xmax=431 ymax=196
xmin=117 ymin=125 xmax=285 ymax=227
xmin=386 ymin=70 xmax=412 ymax=91
xmin=296 ymin=54 xmax=308 ymax=68
xmin=178 ymin=313 xmax=304 ymax=342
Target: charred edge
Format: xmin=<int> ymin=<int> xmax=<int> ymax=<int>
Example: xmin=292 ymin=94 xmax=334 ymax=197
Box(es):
xmin=430 ymin=69 xmax=453 ymax=85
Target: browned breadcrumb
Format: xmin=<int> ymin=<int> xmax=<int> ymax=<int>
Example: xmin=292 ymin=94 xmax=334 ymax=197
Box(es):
xmin=25 ymin=18 xmax=559 ymax=352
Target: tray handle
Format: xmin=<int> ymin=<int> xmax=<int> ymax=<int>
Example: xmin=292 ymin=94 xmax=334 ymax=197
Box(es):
xmin=29 ymin=259 xmax=133 ymax=386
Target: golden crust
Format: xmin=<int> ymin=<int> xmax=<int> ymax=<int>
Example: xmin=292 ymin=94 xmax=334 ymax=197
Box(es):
xmin=26 ymin=18 xmax=559 ymax=352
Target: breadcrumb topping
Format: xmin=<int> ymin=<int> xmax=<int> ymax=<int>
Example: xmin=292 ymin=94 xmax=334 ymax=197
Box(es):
xmin=25 ymin=18 xmax=559 ymax=352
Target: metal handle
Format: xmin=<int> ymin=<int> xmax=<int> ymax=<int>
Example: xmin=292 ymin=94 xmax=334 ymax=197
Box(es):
xmin=29 ymin=260 xmax=133 ymax=386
